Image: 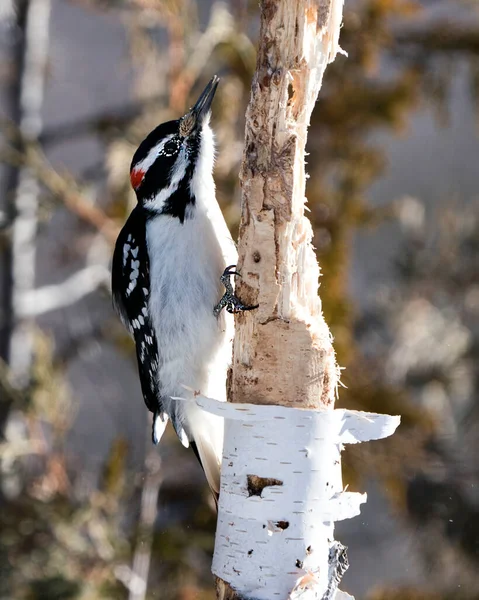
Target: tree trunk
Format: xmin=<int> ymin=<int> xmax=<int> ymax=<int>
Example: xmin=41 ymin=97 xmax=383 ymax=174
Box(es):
xmin=213 ymin=1 xmax=349 ymax=598
xmin=231 ymin=0 xmax=345 ymax=412
xmin=197 ymin=1 xmax=399 ymax=597
xmin=9 ymin=0 xmax=52 ymax=389
xmin=0 ymin=0 xmax=51 ymax=411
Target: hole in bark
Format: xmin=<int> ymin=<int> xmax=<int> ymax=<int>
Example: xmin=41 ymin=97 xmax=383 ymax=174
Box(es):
xmin=247 ymin=474 xmax=283 ymax=497
xmin=263 ymin=0 xmax=277 ymax=21
xmin=287 ymin=83 xmax=295 ymax=104
xmin=253 ymin=250 xmax=261 ymax=263
xmin=248 ymin=549 xmax=253 ymax=556
xmin=275 ymin=520 xmax=289 ymax=530
xmin=272 ymin=69 xmax=281 ymax=86
xmin=296 ymin=559 xmax=303 ymax=569
xmin=306 ymin=545 xmax=313 ymax=554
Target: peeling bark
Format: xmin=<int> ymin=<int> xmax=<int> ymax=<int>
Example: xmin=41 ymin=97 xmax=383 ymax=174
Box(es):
xmin=231 ymin=0 xmax=344 ymax=411
xmin=215 ymin=1 xmax=346 ymax=598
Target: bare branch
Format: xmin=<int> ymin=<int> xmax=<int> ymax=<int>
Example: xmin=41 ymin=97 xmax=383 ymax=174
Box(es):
xmin=0 ymin=142 xmax=120 ymax=243
xmin=16 ymin=264 xmax=110 ymax=317
xmin=128 ymin=450 xmax=162 ymax=600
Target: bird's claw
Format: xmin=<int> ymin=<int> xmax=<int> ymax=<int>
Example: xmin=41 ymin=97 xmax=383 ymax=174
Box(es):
xmin=213 ymin=265 xmax=259 ymax=317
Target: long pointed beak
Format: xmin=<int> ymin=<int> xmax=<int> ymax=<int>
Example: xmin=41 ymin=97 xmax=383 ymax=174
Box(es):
xmin=179 ymin=76 xmax=219 ymax=137
xmin=191 ymin=75 xmax=219 ymax=123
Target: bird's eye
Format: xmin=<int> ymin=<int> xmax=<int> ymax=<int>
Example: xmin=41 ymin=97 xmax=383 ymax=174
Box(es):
xmin=162 ymin=140 xmax=178 ymax=156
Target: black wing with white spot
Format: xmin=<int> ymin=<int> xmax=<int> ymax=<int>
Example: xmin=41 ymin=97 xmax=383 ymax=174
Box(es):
xmin=112 ymin=207 xmax=163 ymax=421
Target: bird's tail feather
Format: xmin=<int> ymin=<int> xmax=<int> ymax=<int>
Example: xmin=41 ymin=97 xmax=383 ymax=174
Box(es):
xmin=186 ymin=405 xmax=223 ymax=499
xmin=190 ymin=441 xmax=219 ymax=506
xmin=152 ymin=410 xmax=169 ymax=445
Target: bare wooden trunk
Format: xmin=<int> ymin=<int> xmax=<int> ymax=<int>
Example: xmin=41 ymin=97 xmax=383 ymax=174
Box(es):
xmin=231 ymin=0 xmax=343 ymax=411
xmin=215 ymin=1 xmax=345 ymax=598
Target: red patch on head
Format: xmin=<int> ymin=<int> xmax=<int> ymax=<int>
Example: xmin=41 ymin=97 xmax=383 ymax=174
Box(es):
xmin=130 ymin=167 xmax=145 ymax=190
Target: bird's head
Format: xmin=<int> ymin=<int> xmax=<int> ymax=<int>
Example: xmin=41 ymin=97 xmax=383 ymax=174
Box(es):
xmin=130 ymin=75 xmax=219 ymax=221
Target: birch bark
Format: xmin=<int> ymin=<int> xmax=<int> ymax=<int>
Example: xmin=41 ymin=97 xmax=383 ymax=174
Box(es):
xmin=214 ymin=1 xmax=346 ymax=598
xmin=1 ymin=0 xmax=51 ymax=388
xmin=0 ymin=0 xmax=51 ymax=434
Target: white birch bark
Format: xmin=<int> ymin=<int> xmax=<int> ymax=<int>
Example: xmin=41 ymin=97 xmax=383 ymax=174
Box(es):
xmin=7 ymin=0 xmax=52 ymax=386
xmin=204 ymin=398 xmax=399 ymax=600
xmin=209 ymin=1 xmax=400 ymax=599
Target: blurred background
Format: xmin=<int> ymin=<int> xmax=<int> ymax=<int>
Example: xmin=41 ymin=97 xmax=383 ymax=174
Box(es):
xmin=0 ymin=0 xmax=478 ymax=598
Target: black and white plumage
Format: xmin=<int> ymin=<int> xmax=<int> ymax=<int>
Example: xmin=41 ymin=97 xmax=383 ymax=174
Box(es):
xmin=112 ymin=76 xmax=237 ymax=495
xmin=112 ymin=209 xmax=162 ymax=418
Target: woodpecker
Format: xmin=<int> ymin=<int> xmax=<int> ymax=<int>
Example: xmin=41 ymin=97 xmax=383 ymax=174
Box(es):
xmin=111 ymin=76 xmax=253 ymax=497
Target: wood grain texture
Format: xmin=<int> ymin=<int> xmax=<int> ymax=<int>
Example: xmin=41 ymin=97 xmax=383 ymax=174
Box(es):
xmin=216 ymin=1 xmax=345 ymax=598
xmin=232 ymin=0 xmax=344 ymax=411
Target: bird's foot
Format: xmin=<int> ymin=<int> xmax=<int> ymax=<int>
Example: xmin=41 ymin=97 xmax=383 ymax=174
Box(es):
xmin=213 ymin=265 xmax=259 ymax=317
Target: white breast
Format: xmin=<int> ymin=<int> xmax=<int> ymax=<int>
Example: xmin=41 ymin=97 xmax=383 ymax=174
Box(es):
xmin=145 ymin=122 xmax=237 ymax=492
xmin=145 ymin=124 xmax=237 ymax=421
